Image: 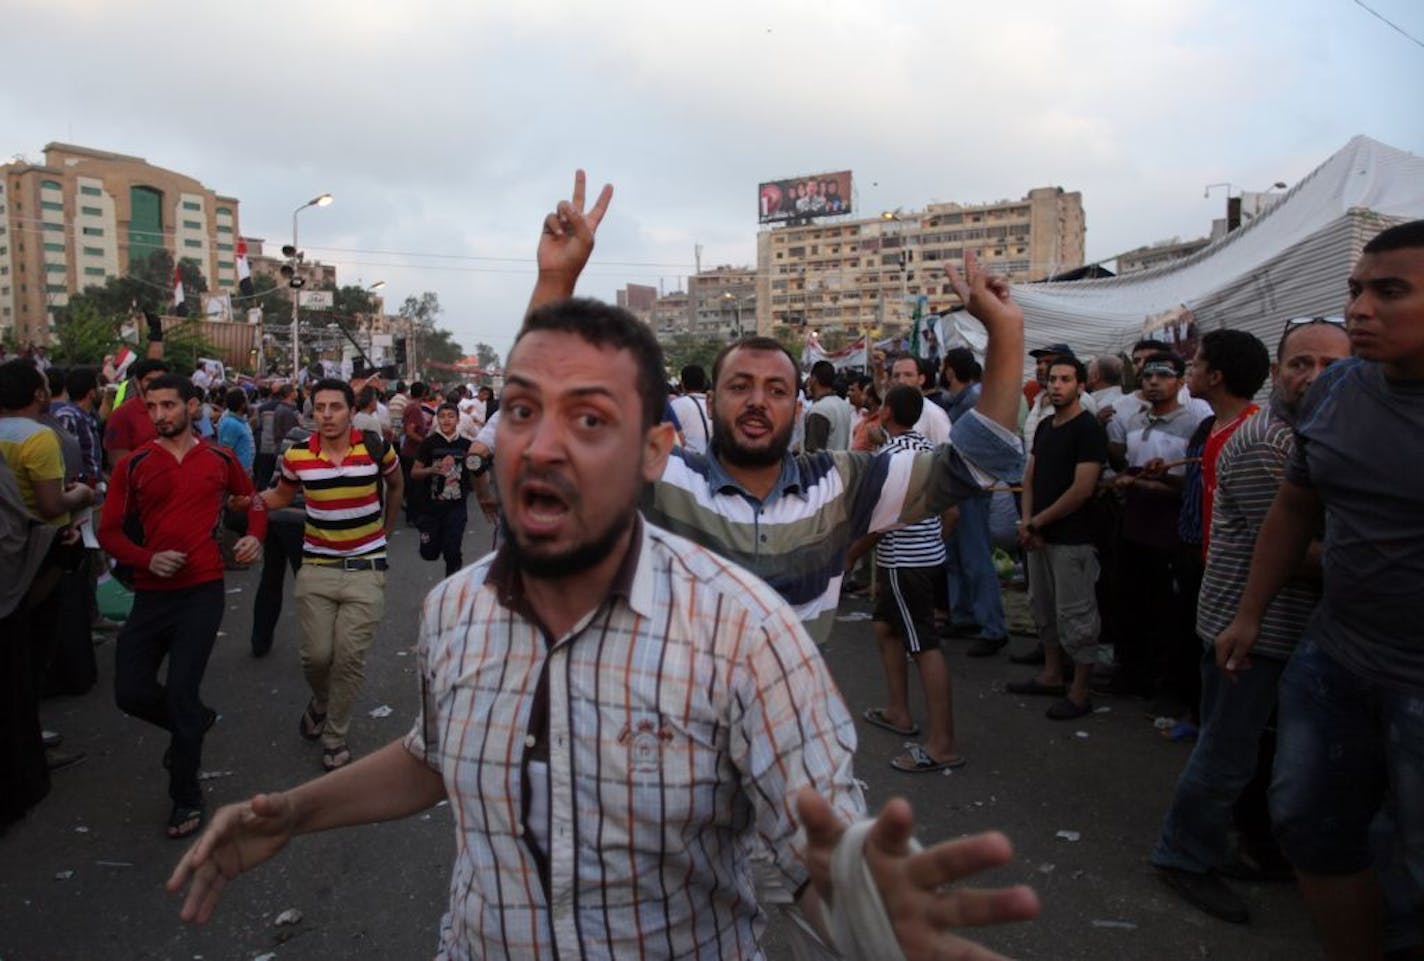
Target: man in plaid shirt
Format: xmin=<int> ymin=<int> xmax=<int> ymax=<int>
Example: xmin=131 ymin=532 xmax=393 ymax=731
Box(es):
xmin=169 ymin=177 xmax=1039 ymax=961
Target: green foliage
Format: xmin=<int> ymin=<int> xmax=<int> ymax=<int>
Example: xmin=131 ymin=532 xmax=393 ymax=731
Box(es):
xmin=160 ymin=320 xmax=223 ymax=375
xmin=419 ymin=326 xmax=464 ymax=369
xmin=659 ymin=334 xmax=727 ymax=381
xmin=473 ymin=342 xmax=501 ymax=370
xmin=51 ymin=299 xmax=117 ymax=366
xmin=330 ymin=284 xmax=378 ymax=317
xmin=398 ymin=291 xmax=441 ymax=327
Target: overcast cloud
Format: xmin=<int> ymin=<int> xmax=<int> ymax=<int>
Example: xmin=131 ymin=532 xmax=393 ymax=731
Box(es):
xmin=6 ymin=0 xmax=1422 ymax=360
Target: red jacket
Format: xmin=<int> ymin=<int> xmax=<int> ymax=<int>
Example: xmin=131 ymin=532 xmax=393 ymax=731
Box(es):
xmin=99 ymin=438 xmax=266 ymax=591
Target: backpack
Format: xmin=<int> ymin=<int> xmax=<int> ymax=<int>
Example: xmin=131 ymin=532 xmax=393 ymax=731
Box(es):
xmin=274 ymin=428 xmax=389 ymax=506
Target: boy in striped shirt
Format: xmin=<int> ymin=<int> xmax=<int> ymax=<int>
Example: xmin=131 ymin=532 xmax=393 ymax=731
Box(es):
xmin=859 ymin=384 xmax=965 ymax=773
xmin=261 ymin=378 xmax=402 ymax=772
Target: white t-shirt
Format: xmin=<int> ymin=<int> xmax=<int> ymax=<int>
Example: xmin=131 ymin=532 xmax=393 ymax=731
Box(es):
xmin=912 ymin=397 xmax=953 ymax=447
xmin=669 ymin=393 xmax=711 ymax=455
xmin=1106 ymin=388 xmax=1212 ymax=446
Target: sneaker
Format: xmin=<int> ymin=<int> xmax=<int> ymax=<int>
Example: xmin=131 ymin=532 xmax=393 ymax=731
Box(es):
xmin=939 ymin=621 xmax=982 ymax=639
xmin=965 ymin=636 xmax=1008 ymax=657
xmin=1156 ymin=867 xmax=1249 ymax=924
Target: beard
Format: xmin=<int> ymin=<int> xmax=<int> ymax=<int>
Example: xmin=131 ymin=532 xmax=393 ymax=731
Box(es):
xmin=499 ymin=469 xmax=640 ymax=581
xmin=156 ymin=417 xmax=190 ymax=438
xmin=1269 ymin=384 xmax=1300 ymax=425
xmin=709 ymin=407 xmax=793 ymax=468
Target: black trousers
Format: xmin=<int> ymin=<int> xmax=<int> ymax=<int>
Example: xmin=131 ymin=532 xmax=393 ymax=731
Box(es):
xmin=251 ymin=514 xmax=305 ymax=656
xmin=1115 ymin=539 xmax=1200 ymax=703
xmin=1 ymin=608 xmax=49 ymax=828
xmin=113 ymin=582 xmax=225 ymax=808
xmin=418 ymin=502 xmax=468 ymax=577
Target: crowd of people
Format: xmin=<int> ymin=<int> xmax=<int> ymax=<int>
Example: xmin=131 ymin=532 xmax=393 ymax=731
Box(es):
xmin=2 ymin=170 xmax=1420 ymax=961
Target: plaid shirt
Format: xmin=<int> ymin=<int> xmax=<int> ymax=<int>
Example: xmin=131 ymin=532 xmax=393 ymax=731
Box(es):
xmin=404 ymin=516 xmax=863 ymax=960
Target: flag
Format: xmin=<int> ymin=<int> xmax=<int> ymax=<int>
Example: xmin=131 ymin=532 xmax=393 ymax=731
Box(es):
xmin=803 ymin=334 xmax=869 ymax=372
xmin=113 ymin=346 xmax=136 ymax=381
xmin=236 ymin=238 xmax=254 ymax=298
xmin=172 ymin=265 xmax=188 ymax=317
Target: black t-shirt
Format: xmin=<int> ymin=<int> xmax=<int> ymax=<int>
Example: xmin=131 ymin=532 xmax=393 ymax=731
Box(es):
xmin=1030 ymin=409 xmax=1108 ymax=545
xmin=416 ymin=431 xmax=473 ymax=505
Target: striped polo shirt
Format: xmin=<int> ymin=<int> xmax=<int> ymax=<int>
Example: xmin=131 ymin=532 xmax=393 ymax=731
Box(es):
xmin=643 ymin=409 xmax=1022 ymax=645
xmin=278 ymin=428 xmax=398 ymax=560
xmin=875 ymin=431 xmax=947 ymax=568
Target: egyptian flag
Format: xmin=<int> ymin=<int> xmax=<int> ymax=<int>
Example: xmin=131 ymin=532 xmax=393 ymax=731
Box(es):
xmin=113 ymin=345 xmax=136 ymax=381
xmin=236 ymin=238 xmax=254 ymax=298
xmin=172 ymin=265 xmax=188 ymax=317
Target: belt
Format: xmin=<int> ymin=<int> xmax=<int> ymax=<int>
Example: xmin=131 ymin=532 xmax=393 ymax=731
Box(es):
xmin=306 ymin=556 xmax=388 ymax=572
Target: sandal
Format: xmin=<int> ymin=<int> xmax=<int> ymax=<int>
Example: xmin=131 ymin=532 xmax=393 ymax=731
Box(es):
xmin=862 ymin=707 xmax=920 ymax=736
xmin=321 ymin=744 xmax=352 ymax=772
xmin=300 ymin=700 xmax=327 ymax=741
xmin=167 ymin=803 xmax=206 ymax=840
xmin=890 ymin=744 xmax=967 ymax=773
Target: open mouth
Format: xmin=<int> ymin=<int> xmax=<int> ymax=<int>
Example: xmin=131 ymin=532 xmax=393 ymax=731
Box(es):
xmin=516 ymin=479 xmax=573 ymax=534
xmin=737 ymin=415 xmax=772 ymax=439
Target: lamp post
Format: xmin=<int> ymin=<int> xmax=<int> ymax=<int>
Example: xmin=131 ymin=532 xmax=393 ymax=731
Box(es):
xmin=288 ymin=193 xmax=333 ymax=377
xmin=366 ymin=280 xmax=385 ymax=364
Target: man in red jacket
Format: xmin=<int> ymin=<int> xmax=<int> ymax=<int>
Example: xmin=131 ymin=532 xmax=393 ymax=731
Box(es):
xmin=99 ymin=374 xmax=266 ymax=839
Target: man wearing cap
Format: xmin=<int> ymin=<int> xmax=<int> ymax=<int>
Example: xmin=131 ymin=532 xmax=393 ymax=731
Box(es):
xmin=1022 ymin=343 xmax=1097 ymax=448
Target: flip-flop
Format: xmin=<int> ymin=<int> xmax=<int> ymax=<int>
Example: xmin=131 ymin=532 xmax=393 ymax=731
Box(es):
xmin=166 ymin=803 xmax=205 ymax=840
xmin=891 ymin=744 xmax=967 ymax=773
xmin=862 ymin=707 xmax=919 ymax=737
xmin=300 ymin=700 xmax=327 ymax=741
xmin=322 ymin=744 xmax=352 ymax=772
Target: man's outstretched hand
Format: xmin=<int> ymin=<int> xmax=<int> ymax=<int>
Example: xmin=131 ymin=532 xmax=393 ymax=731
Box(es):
xmin=166 ymin=792 xmax=300 ymax=924
xmin=797 ymin=789 xmax=1040 ymax=961
xmin=529 ymin=170 xmax=613 ymax=314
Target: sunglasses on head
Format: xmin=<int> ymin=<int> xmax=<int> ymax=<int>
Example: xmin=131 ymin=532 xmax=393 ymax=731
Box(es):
xmin=1283 ymin=315 xmax=1346 ymax=331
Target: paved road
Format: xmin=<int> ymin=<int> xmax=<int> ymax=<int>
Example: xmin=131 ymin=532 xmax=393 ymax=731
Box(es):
xmin=1 ymin=511 xmax=1319 ymax=960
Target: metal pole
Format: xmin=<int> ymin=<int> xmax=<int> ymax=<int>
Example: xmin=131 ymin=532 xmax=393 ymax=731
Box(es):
xmin=290 ymin=208 xmax=300 ymax=378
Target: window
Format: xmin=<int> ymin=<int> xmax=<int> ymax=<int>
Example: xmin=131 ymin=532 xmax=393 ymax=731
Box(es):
xmin=183 ymin=200 xmax=201 ymax=211
xmin=41 ymin=179 xmax=62 ymax=191
xmin=82 ymin=227 xmax=103 ymax=237
xmin=81 ymin=205 xmax=102 ymax=217
xmin=80 ymin=185 xmax=102 ymax=197
xmin=216 ymin=242 xmax=233 ymax=252
xmin=47 ymin=263 xmax=67 ymax=273
xmin=42 ymin=222 xmax=62 ymax=232
xmin=184 ymin=239 xmax=202 ymax=248
xmin=183 ymin=219 xmax=201 ymax=230
xmin=217 ymin=259 xmax=234 ymax=269
xmin=41 ymin=200 xmax=64 ymax=212
xmin=44 ymin=242 xmax=64 ymax=252
xmin=215 ymin=224 xmax=232 ymax=234
xmin=46 ymin=283 xmax=67 ymax=293
xmin=84 ymin=266 xmax=105 ymax=277
xmin=83 ymin=246 xmax=103 ymax=257
xmin=216 ymin=206 xmax=232 ymax=217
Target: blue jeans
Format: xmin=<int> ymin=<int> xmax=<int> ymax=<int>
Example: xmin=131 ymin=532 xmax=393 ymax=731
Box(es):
xmin=945 ymin=491 xmax=1006 ymax=638
xmin=1152 ymin=647 xmax=1286 ymax=873
xmin=1271 ymin=636 xmax=1424 ymax=902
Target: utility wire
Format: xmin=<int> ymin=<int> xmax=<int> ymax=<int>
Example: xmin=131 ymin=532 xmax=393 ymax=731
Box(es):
xmin=1353 ymin=0 xmax=1424 ymax=48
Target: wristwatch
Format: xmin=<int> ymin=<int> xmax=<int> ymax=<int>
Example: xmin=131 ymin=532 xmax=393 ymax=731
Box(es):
xmin=1024 ymin=520 xmax=1039 ymax=535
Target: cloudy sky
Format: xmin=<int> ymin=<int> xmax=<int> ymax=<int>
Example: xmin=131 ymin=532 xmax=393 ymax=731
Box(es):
xmin=7 ymin=0 xmax=1422 ymax=361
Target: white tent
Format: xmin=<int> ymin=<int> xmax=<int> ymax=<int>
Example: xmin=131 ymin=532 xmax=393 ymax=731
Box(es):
xmin=1009 ymin=136 xmax=1424 ymax=361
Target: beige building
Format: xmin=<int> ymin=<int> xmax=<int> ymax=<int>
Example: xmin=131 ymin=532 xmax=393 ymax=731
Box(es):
xmin=0 ymin=142 xmax=242 ymax=344
xmin=243 ymin=237 xmax=338 ymax=292
xmin=687 ymin=266 xmax=757 ymax=339
xmin=756 ymin=186 xmax=1084 ymax=335
xmin=1116 ymin=236 xmax=1211 ymax=275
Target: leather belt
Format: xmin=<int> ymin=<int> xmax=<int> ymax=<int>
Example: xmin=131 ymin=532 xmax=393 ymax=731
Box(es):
xmin=307 ymin=556 xmax=388 ymax=572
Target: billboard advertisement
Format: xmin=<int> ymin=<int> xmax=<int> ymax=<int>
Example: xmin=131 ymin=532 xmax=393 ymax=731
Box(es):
xmin=758 ymin=170 xmax=853 ymax=224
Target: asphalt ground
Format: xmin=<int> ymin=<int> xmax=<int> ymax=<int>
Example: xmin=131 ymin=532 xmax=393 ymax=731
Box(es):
xmin=0 ymin=510 xmax=1320 ymax=961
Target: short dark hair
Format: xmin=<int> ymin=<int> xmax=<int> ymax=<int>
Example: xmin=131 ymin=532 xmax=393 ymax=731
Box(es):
xmin=310 ymin=377 xmax=355 ymax=409
xmin=519 ymin=297 xmax=668 ymax=431
xmin=445 ymin=387 xmax=464 ymax=405
xmin=145 ymin=373 xmax=198 ymax=402
xmin=356 ymin=385 xmax=377 ymax=410
xmin=1198 ymin=329 xmax=1270 ymax=398
xmin=225 ymin=387 xmax=248 ymax=413
xmin=942 ymin=347 xmax=980 ymax=384
xmin=809 ymin=360 xmax=837 ymax=389
xmin=1141 ymin=351 xmax=1185 ymax=377
xmin=0 ymin=358 xmax=45 ymax=411
xmin=437 ymin=402 xmax=459 ymax=416
xmin=883 ymin=384 xmax=924 ymax=429
xmin=1363 ymin=219 xmax=1424 ymax=254
xmin=65 ymin=366 xmax=99 ymax=402
xmin=680 ymin=364 xmax=708 ymax=392
xmin=711 ymin=336 xmax=800 ymax=392
xmin=410 ymin=382 xmax=428 ymax=400
xmin=130 ymin=358 xmax=170 ymax=383
xmin=1094 ymin=355 xmax=1124 ymax=387
xmin=1132 ymin=339 xmax=1172 ymax=356
xmin=46 ymin=367 xmax=66 ymax=397
xmin=1048 ymin=357 xmax=1088 ymax=384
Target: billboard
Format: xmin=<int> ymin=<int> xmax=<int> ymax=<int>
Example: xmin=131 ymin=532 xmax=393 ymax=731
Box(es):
xmin=758 ymin=170 xmax=853 ymax=224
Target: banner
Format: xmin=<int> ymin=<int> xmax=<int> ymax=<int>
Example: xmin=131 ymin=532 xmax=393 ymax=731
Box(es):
xmin=802 ymin=333 xmax=870 ymax=372
xmin=758 ymin=170 xmax=853 ymax=224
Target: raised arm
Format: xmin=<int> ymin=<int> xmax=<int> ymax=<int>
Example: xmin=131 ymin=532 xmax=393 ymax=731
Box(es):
xmin=527 ymin=170 xmax=614 ymax=315
xmin=946 ymin=251 xmax=1025 ymax=434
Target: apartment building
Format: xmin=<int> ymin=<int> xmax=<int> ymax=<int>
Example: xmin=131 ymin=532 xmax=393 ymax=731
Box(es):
xmin=0 ymin=143 xmax=241 ymax=344
xmin=756 ymin=186 xmax=1084 ymax=334
xmin=687 ymin=266 xmax=756 ymax=339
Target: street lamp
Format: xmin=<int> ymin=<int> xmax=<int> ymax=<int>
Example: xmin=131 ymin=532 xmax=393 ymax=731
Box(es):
xmin=286 ymin=193 xmax=333 ymax=377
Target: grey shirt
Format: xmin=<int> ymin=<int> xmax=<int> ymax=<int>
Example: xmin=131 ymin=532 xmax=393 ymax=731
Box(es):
xmin=1287 ymin=357 xmax=1424 ymax=691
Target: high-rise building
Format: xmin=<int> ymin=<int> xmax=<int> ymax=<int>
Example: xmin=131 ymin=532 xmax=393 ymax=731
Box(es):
xmin=687 ymin=266 xmax=756 ymax=340
xmin=0 ymin=143 xmax=242 ymax=344
xmin=756 ymin=186 xmax=1084 ymax=334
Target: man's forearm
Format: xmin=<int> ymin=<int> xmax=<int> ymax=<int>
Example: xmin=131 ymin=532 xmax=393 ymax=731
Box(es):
xmin=528 ymin=274 xmax=578 ymax=316
xmin=1032 ymin=483 xmax=1092 ymax=528
xmin=288 ymin=741 xmax=446 ymax=837
xmin=382 ymin=472 xmax=403 ymax=532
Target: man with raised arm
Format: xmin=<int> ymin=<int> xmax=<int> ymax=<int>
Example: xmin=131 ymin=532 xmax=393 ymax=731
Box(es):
xmin=168 ymin=291 xmax=1040 ymax=961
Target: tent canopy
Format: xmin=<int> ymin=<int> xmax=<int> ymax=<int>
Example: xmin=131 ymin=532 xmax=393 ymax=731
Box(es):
xmin=1007 ymin=136 xmax=1424 ymax=362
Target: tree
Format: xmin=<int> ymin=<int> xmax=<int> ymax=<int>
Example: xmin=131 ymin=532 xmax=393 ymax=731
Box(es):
xmin=51 ymin=299 xmax=117 ymax=366
xmin=659 ymin=334 xmax=726 ymax=381
xmin=419 ymin=327 xmax=464 ymax=369
xmin=331 ymin=283 xmax=378 ymax=318
xmin=473 ymin=342 xmax=501 ymax=370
